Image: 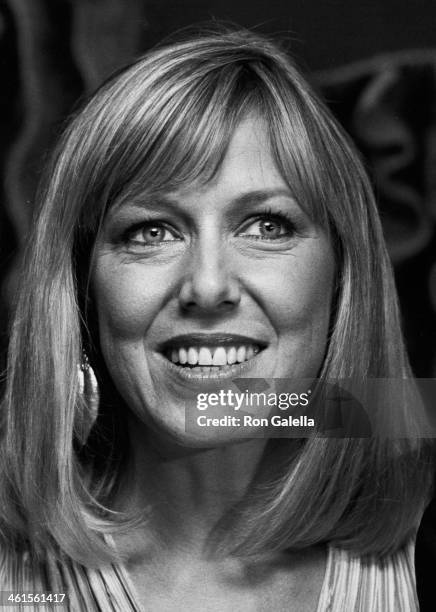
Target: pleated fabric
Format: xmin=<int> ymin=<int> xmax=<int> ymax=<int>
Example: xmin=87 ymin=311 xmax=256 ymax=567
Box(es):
xmin=317 ymin=541 xmax=418 ymax=611
xmin=0 ymin=539 xmax=418 ymax=611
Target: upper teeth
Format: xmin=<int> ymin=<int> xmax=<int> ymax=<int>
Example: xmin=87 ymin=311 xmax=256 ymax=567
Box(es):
xmin=169 ymin=345 xmax=259 ymax=366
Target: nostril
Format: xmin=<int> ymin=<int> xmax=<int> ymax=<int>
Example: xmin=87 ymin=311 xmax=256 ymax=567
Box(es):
xmin=180 ymin=298 xmax=239 ymax=314
xmin=178 ymin=275 xmax=241 ymax=312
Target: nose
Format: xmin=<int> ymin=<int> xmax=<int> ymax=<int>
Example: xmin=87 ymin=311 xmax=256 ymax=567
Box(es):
xmin=178 ymin=238 xmax=241 ymax=314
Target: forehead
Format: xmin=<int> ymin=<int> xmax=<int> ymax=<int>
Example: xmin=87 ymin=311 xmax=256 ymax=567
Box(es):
xmin=211 ymin=117 xmax=283 ymax=182
xmin=97 ymin=109 xmax=322 ymax=232
xmin=164 ymin=116 xmax=290 ymax=205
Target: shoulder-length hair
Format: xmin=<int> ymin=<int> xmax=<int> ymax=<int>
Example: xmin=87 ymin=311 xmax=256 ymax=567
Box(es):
xmin=0 ymin=28 xmax=433 ymax=567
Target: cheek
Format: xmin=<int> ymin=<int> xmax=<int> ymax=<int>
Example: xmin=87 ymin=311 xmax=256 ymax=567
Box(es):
xmin=90 ymin=258 xmax=169 ymax=405
xmin=285 ymin=263 xmax=333 ymax=330
xmin=254 ymin=245 xmax=335 ymax=335
xmin=91 ymin=258 xmax=166 ymax=340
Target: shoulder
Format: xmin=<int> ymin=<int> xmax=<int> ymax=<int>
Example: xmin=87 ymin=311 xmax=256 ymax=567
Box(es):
xmin=0 ymin=544 xmax=139 ymax=611
xmin=0 ymin=546 xmax=44 ymax=591
xmin=416 ymin=496 xmax=436 ymax=611
xmin=0 ymin=544 xmax=77 ymax=592
xmin=317 ymin=541 xmax=418 ymax=611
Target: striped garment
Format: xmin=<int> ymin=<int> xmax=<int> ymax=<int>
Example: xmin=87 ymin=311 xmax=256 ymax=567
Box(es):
xmin=0 ymin=537 xmax=418 ymax=611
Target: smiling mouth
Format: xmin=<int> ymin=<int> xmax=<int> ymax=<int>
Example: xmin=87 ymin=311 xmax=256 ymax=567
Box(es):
xmin=160 ymin=334 xmax=267 ymax=372
xmin=165 ymin=344 xmax=262 ymax=368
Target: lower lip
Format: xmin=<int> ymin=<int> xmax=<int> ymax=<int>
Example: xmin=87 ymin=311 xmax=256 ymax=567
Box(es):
xmin=155 ymin=350 xmax=266 ymax=381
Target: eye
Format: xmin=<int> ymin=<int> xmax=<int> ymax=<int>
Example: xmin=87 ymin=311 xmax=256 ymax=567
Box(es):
xmin=127 ymin=222 xmax=180 ymax=246
xmin=239 ymin=213 xmax=296 ymax=240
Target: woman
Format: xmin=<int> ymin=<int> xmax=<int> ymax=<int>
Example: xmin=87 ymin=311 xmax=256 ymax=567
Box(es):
xmin=0 ymin=28 xmax=432 ymax=610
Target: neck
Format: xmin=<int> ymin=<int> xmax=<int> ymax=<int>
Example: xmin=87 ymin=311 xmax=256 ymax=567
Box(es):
xmin=119 ymin=415 xmax=269 ymax=555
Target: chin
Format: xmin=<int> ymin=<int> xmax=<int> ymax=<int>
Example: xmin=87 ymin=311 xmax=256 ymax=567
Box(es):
xmin=129 ymin=404 xmax=263 ymax=455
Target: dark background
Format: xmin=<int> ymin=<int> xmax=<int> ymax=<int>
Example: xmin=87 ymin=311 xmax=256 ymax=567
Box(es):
xmin=143 ymin=0 xmax=436 ymax=71
xmin=1 ymin=0 xmax=436 ymax=376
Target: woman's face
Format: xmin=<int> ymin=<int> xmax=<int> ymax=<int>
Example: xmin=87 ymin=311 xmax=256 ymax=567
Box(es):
xmin=92 ymin=116 xmax=335 ymax=446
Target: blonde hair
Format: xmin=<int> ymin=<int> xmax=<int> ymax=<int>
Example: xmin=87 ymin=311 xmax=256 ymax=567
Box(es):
xmin=1 ymin=28 xmax=432 ymax=567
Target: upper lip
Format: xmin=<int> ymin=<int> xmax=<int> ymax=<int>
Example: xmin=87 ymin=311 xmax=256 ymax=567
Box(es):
xmin=159 ymin=333 xmax=268 ymax=351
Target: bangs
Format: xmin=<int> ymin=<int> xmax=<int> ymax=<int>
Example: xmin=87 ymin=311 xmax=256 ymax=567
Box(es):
xmin=78 ymin=64 xmax=259 ymax=232
xmin=76 ymin=52 xmax=342 ymax=237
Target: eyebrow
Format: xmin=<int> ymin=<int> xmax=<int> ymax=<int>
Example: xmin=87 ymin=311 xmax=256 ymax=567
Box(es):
xmin=120 ymin=188 xmax=298 ymax=212
xmin=230 ymin=188 xmax=297 ymax=207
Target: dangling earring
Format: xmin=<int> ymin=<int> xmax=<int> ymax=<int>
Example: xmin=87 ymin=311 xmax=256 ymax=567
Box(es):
xmin=77 ymin=352 xmax=99 ymax=444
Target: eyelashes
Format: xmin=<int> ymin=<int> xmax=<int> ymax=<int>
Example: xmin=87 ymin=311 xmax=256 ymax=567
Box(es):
xmin=120 ymin=208 xmax=299 ymax=249
xmin=124 ymin=222 xmax=181 ymax=246
xmin=239 ymin=209 xmax=297 ymax=240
